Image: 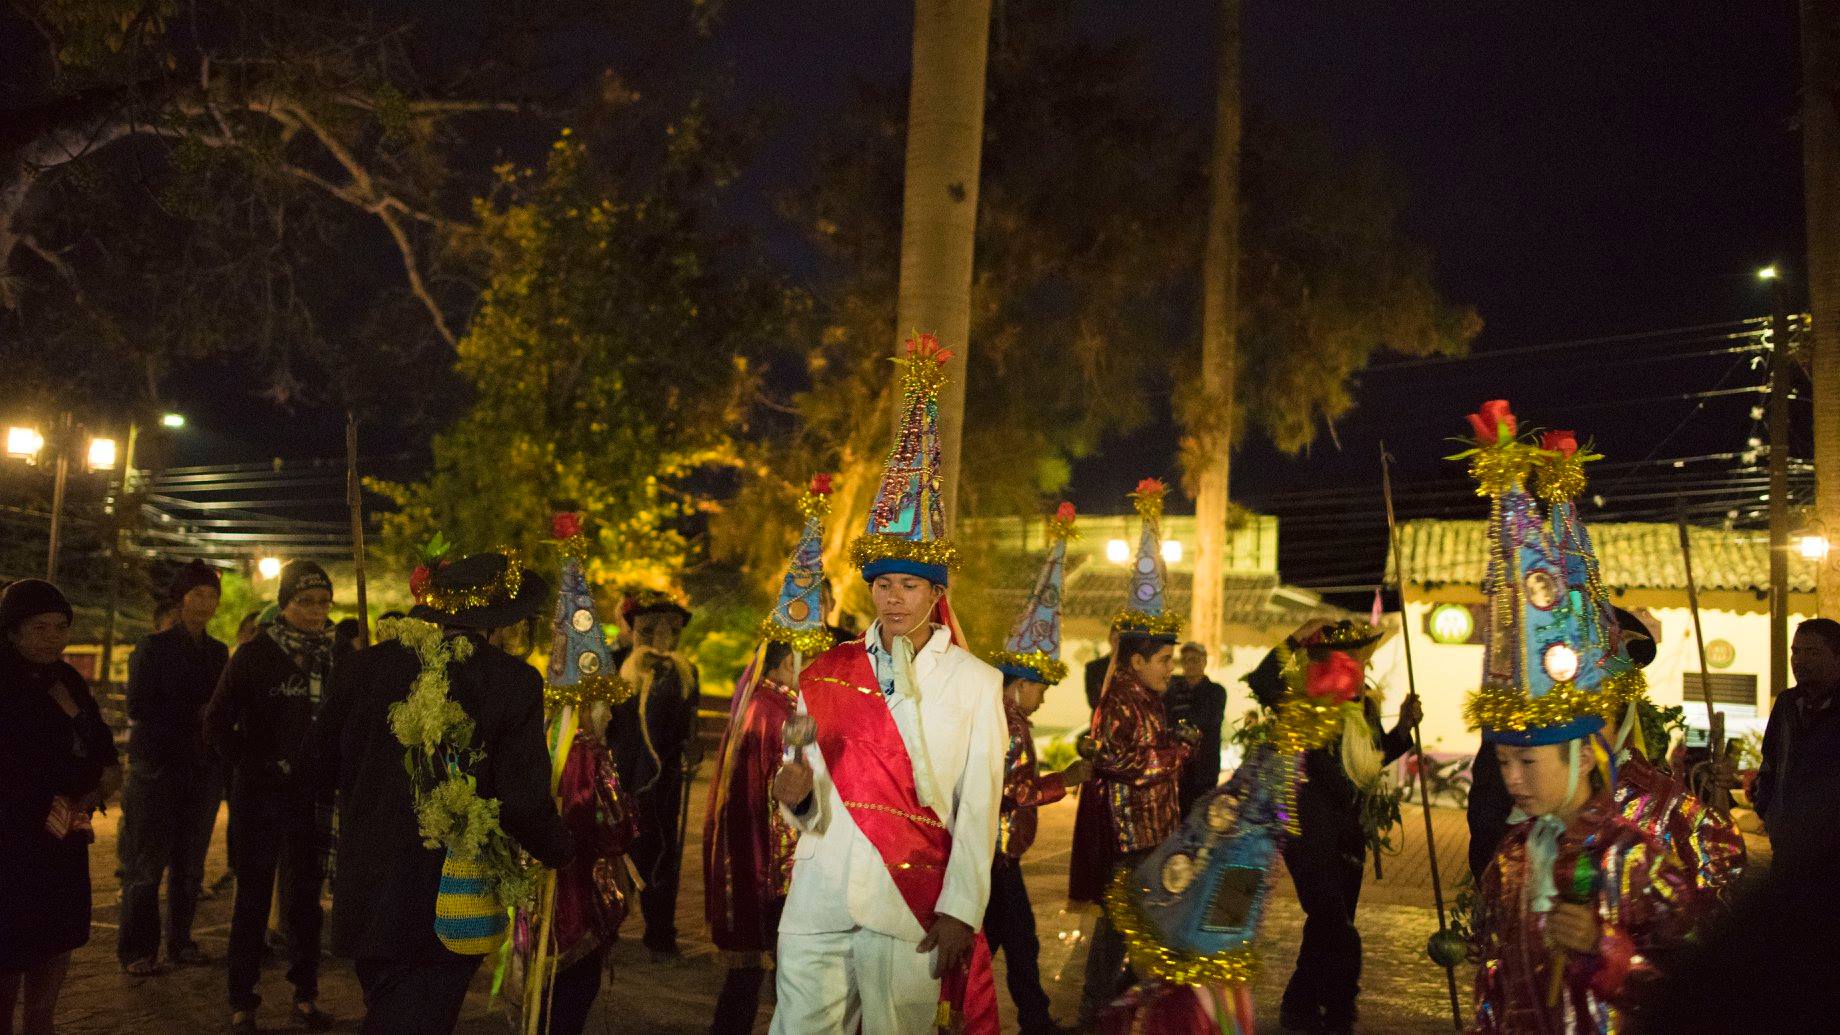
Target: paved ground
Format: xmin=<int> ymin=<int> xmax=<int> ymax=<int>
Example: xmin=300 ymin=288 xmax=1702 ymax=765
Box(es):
xmin=55 ymin=780 xmax=1478 ymax=1034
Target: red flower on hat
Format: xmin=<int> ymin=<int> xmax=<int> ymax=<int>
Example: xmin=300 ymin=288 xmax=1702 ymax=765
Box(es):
xmin=552 ymin=512 xmax=583 ymax=540
xmin=1466 ymin=400 xmax=1518 ymax=444
xmin=1541 ymin=430 xmax=1578 ymax=457
xmin=1135 ymin=477 xmax=1166 ymax=497
xmin=905 ymin=332 xmax=953 ymax=366
xmin=1056 ymin=501 xmax=1076 ymax=522
xmin=810 ymin=473 xmax=834 ymax=496
xmin=409 ymin=564 xmax=433 ymax=602
xmin=1305 ymin=651 xmax=1364 ymax=703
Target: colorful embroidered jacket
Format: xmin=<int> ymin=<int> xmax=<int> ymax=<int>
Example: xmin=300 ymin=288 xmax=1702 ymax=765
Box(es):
xmin=1473 ymin=792 xmax=1703 ymax=1035
xmin=998 ymin=699 xmax=1066 ymax=861
xmin=1069 ymin=672 xmax=1189 ymax=902
xmin=703 ymin=677 xmax=800 ymax=954
xmin=1613 ymin=752 xmax=1744 ymax=903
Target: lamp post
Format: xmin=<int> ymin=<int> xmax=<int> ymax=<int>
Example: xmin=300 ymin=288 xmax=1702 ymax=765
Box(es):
xmin=6 ymin=414 xmax=124 ymax=583
xmin=1763 ymin=264 xmax=1791 ymax=700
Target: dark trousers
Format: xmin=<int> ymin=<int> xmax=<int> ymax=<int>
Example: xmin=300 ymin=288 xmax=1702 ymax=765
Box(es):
xmin=117 ymin=760 xmax=221 ymax=963
xmin=355 ymin=953 xmax=480 ymax=1035
xmin=543 ymin=947 xmax=608 ymax=1035
xmin=1279 ymin=834 xmax=1366 ymax=1029
xmin=632 ymin=773 xmax=686 ymax=950
xmin=226 ymin=789 xmax=324 ymax=1011
xmin=984 ymin=858 xmax=1053 ymax=1032
xmin=1079 ymin=848 xmax=1151 ymax=1021
xmin=710 ymin=898 xmax=786 ymax=1034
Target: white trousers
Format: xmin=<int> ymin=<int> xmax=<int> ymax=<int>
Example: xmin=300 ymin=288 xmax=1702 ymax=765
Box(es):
xmin=770 ymin=927 xmax=941 ymax=1034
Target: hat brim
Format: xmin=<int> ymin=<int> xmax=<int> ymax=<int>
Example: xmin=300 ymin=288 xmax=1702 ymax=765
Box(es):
xmin=411 ymin=570 xmax=549 ymax=631
xmin=861 ymin=558 xmax=949 ymax=586
xmin=1482 ymin=715 xmax=1605 ymax=746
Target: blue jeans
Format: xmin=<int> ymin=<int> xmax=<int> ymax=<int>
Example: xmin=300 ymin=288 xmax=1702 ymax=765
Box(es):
xmin=117 ymin=760 xmax=222 ymax=964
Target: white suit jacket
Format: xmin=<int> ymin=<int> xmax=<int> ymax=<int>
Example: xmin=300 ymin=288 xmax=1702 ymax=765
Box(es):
xmin=778 ymin=623 xmax=1007 ymax=942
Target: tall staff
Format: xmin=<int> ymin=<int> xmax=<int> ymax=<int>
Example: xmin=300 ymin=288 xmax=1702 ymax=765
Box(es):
xmin=1676 ymin=516 xmax=1731 ymax=817
xmin=1381 ymin=443 xmax=1464 ymax=1031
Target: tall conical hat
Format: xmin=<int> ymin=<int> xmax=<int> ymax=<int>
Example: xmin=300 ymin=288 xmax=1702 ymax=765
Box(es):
xmin=545 ymin=511 xmax=633 ymax=711
xmin=761 ymin=475 xmax=838 ymax=657
xmin=1456 ymin=401 xmax=1643 ymax=745
xmin=850 ymin=334 xmax=959 ymax=585
xmin=989 ymin=502 xmax=1077 ymax=685
xmin=1111 ymin=479 xmax=1180 ymax=641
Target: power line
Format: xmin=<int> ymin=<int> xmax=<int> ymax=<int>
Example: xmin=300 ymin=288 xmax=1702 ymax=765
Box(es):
xmin=1364 ymin=318 xmax=1768 ymax=372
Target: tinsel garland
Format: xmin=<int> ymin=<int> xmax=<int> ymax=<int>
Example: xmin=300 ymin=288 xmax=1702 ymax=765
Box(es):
xmin=1130 ymin=478 xmax=1167 ymax=521
xmin=896 ymin=334 xmax=952 ymax=401
xmin=1533 ymin=450 xmax=1589 ymax=505
xmin=1312 ymin=620 xmax=1383 ymax=650
xmin=1044 ymin=502 xmax=1080 ymax=543
xmin=1464 ymin=669 xmax=1649 ymax=734
xmin=760 ymin=615 xmax=836 ymax=658
xmin=1103 ymin=869 xmax=1260 ymax=988
xmin=986 ymin=648 xmax=1069 ymax=686
xmin=543 ymin=671 xmax=636 ymax=711
xmin=1111 ymin=607 xmax=1182 ymax=638
xmin=1266 ymin=646 xmax=1350 ymax=756
xmin=849 ymin=531 xmax=961 ymax=573
xmin=421 ymin=550 xmax=527 ymax=613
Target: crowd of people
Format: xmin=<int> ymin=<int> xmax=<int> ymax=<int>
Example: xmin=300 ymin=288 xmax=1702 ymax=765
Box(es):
xmin=2 ymin=375 xmax=1837 ymax=1035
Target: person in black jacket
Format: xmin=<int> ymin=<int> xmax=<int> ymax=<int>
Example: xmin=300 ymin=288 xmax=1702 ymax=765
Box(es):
xmin=310 ymin=552 xmax=573 ymax=1035
xmin=1246 ymin=621 xmax=1419 ymax=1035
xmin=607 ymin=591 xmax=700 ymax=958
xmin=205 ymin=561 xmax=337 ymax=1034
xmin=1752 ymin=617 xmax=1840 ymax=870
xmin=0 ymin=580 xmax=120 ymax=1035
xmin=1164 ymin=641 xmax=1227 ymax=816
xmin=117 ymin=560 xmax=227 ymax=972
xmin=1083 ymin=630 xmax=1118 ymax=712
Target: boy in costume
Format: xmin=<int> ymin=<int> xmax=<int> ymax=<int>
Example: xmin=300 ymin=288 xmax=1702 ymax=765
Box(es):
xmin=703 ymin=475 xmax=837 ymax=1032
xmin=1455 ymin=402 xmax=1711 ymax=1034
xmin=767 ymin=334 xmax=1005 ymax=1034
xmin=986 ymin=502 xmax=1090 ymax=1035
xmin=1069 ymin=479 xmax=1197 ymax=1024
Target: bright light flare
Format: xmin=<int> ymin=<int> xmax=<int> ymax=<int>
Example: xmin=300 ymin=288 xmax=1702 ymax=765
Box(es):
xmin=1105 ymin=539 xmax=1130 ymax=565
xmin=87 ymin=437 xmax=118 ymax=471
xmin=257 ymin=557 xmax=283 ymax=580
xmin=1161 ymin=539 xmax=1183 ymax=564
xmin=6 ymin=426 xmax=43 ymax=461
xmin=160 ymin=412 xmax=187 ymax=429
xmin=1797 ymin=535 xmax=1831 ymax=562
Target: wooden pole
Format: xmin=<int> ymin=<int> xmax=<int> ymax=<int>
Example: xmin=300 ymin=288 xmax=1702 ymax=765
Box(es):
xmin=1676 ymin=516 xmax=1731 ymax=816
xmin=1767 ymin=274 xmax=1792 ymax=697
xmin=1381 ymin=443 xmax=1464 ymax=1031
xmin=346 ymin=413 xmax=370 ymax=645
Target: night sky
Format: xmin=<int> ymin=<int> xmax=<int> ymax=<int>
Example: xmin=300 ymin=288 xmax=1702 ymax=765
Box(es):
xmin=166 ymin=1 xmax=1809 ymax=590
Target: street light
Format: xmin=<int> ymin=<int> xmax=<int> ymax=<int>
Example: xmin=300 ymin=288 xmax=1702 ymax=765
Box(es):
xmin=258 ymin=556 xmax=283 ymax=580
xmin=1160 ymin=539 xmax=1183 ymax=564
xmin=160 ymin=412 xmax=186 ymax=429
xmin=1759 ymin=264 xmax=1780 ymax=281
xmin=6 ymin=426 xmax=44 ymax=461
xmin=1797 ymin=534 xmax=1832 ymax=562
xmin=87 ymin=437 xmax=118 ymax=471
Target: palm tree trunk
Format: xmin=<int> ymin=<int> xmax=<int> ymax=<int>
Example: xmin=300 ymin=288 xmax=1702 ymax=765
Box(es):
xmin=893 ymin=0 xmax=992 ymax=528
xmin=1190 ymin=0 xmax=1242 ymax=649
xmin=1805 ymin=0 xmax=1840 ymax=616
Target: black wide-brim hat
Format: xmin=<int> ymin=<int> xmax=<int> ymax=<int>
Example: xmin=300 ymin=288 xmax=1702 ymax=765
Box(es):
xmin=1611 ymin=606 xmax=1657 ymax=668
xmin=410 ymin=552 xmax=549 ymax=631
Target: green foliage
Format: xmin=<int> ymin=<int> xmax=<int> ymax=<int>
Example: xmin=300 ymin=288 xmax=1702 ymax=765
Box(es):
xmin=206 ymin=572 xmax=268 ymax=646
xmin=1638 ymin=700 xmax=1687 ymax=765
xmin=1039 ymin=734 xmax=1080 ymax=772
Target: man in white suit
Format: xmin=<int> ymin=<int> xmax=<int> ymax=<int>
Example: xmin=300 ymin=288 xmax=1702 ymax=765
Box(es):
xmin=770 ymin=571 xmax=1006 ymax=1034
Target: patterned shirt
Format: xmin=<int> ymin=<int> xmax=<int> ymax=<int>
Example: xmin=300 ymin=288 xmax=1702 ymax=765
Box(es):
xmin=1092 ymin=673 xmax=1189 ymax=853
xmin=998 ymin=700 xmax=1066 ymax=861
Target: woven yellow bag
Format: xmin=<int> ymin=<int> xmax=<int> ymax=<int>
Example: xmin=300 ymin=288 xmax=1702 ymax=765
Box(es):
xmin=434 ymin=850 xmax=509 ymax=955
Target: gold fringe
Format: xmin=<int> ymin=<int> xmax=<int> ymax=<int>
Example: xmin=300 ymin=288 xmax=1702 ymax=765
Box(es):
xmin=986 ymin=648 xmax=1069 ymax=685
xmin=1104 ymin=870 xmax=1259 ymax=988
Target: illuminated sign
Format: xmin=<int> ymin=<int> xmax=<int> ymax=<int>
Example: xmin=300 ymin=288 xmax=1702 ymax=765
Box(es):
xmin=1427 ymin=603 xmax=1477 ymax=645
xmin=1705 ymin=639 xmax=1736 ymax=670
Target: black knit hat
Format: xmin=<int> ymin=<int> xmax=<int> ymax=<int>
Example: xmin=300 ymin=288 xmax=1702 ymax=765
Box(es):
xmin=278 ymin=560 xmax=333 ymax=609
xmin=0 ymin=579 xmax=73 ymax=632
xmin=169 ymin=559 xmax=222 ymax=602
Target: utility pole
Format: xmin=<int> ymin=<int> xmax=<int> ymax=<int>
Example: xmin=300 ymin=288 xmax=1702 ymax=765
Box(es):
xmin=45 ymin=412 xmax=73 ymax=581
xmin=98 ymin=420 xmax=139 ymax=691
xmin=1767 ymin=267 xmax=1791 ymax=700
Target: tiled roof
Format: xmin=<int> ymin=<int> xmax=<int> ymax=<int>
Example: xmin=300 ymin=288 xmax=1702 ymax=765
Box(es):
xmin=1391 ymin=519 xmax=1814 ymax=594
xmin=977 ymin=555 xmax=1348 ymax=628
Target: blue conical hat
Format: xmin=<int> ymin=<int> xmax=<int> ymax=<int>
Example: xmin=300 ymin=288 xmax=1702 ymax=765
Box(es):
xmin=990 ymin=503 xmax=1077 ymax=684
xmin=1456 ymin=403 xmax=1643 ymax=745
xmin=850 ymin=334 xmax=959 ymax=585
xmin=544 ymin=511 xmax=633 ymax=710
xmin=761 ymin=475 xmax=838 ymax=657
xmin=1111 ymin=479 xmax=1180 ymax=641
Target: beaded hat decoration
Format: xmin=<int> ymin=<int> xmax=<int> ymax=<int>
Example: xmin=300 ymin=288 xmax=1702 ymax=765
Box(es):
xmin=1452 ymin=400 xmax=1644 ymax=745
xmin=545 ymin=511 xmax=634 ymax=711
xmin=1111 ymin=479 xmax=1180 ymax=640
xmin=990 ymin=502 xmax=1077 ymax=685
xmin=762 ymin=474 xmax=838 ymax=658
xmin=851 ymin=333 xmax=959 ymax=585
xmin=1105 ymin=746 xmax=1290 ymax=996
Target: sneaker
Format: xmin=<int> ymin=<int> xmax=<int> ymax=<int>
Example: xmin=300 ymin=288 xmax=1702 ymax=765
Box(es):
xmin=122 ymin=957 xmax=166 ymax=977
xmin=292 ymin=1001 xmax=335 ymax=1031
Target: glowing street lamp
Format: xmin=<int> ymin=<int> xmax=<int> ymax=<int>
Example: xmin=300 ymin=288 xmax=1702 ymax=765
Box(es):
xmin=258 ymin=556 xmax=283 ymax=580
xmin=6 ymin=426 xmax=44 ymax=461
xmin=1160 ymin=539 xmax=1183 ymax=564
xmin=1797 ymin=534 xmax=1831 ymax=562
xmin=1106 ymin=538 xmax=1130 ymax=565
xmin=87 ymin=437 xmax=118 ymax=471
xmin=160 ymin=412 xmax=187 ymax=430
xmin=1758 ymin=264 xmax=1780 ymax=281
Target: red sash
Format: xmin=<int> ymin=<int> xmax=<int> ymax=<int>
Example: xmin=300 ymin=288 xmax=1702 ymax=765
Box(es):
xmin=801 ymin=640 xmax=997 ymax=1033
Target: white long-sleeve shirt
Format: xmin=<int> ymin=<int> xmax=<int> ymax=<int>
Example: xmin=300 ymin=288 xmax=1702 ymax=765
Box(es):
xmin=778 ymin=622 xmax=1007 ymax=941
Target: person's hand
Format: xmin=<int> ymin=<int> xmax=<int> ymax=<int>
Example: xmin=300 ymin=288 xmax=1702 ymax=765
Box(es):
xmin=772 ymin=757 xmax=813 ymax=810
xmin=1174 ymin=721 xmax=1202 ymax=746
xmin=1395 ymin=693 xmax=1424 ymax=731
xmin=918 ymin=913 xmax=976 ymax=977
xmin=97 ymin=765 xmax=122 ymax=808
xmin=1545 ymin=902 xmax=1600 ymax=954
xmin=1059 ymin=759 xmax=1092 ymax=786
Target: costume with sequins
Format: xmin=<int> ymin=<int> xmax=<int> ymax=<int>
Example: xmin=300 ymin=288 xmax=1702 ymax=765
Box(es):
xmin=998 ymin=699 xmax=1066 ymax=861
xmin=1069 ymin=670 xmax=1189 ymax=903
xmin=1611 ymin=751 xmax=1743 ymax=903
xmin=704 ymin=677 xmax=800 ymax=954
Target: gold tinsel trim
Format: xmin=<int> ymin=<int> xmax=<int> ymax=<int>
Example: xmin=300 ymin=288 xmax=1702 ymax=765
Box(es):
xmin=1533 ymin=451 xmax=1588 ymax=505
xmin=1044 ymin=510 xmax=1080 ymax=543
xmin=760 ymin=616 xmax=836 ymax=658
xmin=1460 ymin=441 xmax=1537 ymax=499
xmin=849 ymin=532 xmax=961 ymax=573
xmin=1130 ymin=480 xmax=1168 ymax=521
xmin=421 ymin=550 xmax=526 ymax=613
xmin=1111 ymin=607 xmax=1181 ymax=638
xmin=897 ymin=353 xmax=949 ymax=402
xmin=796 ymin=490 xmax=832 ymax=523
xmin=987 ymin=649 xmax=1069 ymax=686
xmin=1103 ymin=870 xmax=1259 ymax=988
xmin=545 ymin=671 xmax=636 ymax=711
xmin=1313 ymin=620 xmax=1383 ymax=649
xmin=1463 ymin=669 xmax=1649 ymax=734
